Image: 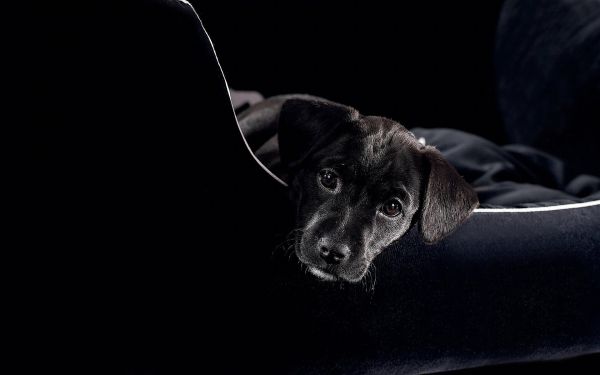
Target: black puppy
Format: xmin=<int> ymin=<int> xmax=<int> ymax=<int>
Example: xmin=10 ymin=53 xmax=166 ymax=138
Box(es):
xmin=239 ymin=95 xmax=478 ymax=282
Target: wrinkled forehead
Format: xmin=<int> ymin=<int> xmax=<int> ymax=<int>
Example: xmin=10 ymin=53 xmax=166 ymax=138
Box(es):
xmin=356 ymin=117 xmax=420 ymax=168
xmin=313 ymin=116 xmax=424 ymax=186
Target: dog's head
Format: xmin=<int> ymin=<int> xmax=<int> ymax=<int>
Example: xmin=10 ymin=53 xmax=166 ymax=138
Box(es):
xmin=279 ymin=98 xmax=478 ymax=282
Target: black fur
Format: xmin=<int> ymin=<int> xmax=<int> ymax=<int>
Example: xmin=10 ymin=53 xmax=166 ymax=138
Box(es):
xmin=239 ymin=95 xmax=479 ymax=282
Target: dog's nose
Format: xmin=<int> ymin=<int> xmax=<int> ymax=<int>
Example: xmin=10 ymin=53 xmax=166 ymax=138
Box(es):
xmin=319 ymin=242 xmax=350 ymax=265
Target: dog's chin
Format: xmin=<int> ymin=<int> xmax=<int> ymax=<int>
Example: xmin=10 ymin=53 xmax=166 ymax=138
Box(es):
xmin=306 ymin=265 xmax=368 ymax=283
xmin=308 ymin=266 xmax=338 ymax=281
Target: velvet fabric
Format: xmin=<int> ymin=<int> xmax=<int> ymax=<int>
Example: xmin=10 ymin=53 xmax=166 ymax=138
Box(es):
xmin=411 ymin=128 xmax=600 ymax=207
xmin=26 ymin=0 xmax=599 ymax=373
xmin=496 ymin=0 xmax=600 ymax=177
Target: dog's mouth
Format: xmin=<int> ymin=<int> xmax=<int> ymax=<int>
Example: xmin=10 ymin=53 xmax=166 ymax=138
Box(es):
xmin=308 ymin=266 xmax=338 ymax=281
xmin=296 ymin=233 xmax=369 ymax=283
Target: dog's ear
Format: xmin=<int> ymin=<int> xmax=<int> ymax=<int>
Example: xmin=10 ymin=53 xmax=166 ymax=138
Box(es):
xmin=419 ymin=146 xmax=478 ymax=244
xmin=278 ymin=98 xmax=359 ymax=171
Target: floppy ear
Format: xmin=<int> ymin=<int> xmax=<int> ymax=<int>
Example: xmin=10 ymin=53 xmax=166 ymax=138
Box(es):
xmin=419 ymin=146 xmax=479 ymax=244
xmin=278 ymin=98 xmax=359 ymax=171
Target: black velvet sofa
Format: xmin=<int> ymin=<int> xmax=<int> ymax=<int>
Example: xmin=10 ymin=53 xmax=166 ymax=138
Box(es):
xmin=27 ymin=0 xmax=599 ymax=373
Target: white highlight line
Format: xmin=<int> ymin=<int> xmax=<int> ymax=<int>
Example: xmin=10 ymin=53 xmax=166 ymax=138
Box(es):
xmin=190 ymin=3 xmax=289 ymax=188
xmin=474 ymin=200 xmax=600 ymax=213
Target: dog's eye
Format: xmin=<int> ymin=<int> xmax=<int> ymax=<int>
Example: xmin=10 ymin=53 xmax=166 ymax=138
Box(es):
xmin=381 ymin=199 xmax=402 ymax=217
xmin=318 ymin=169 xmax=338 ymax=190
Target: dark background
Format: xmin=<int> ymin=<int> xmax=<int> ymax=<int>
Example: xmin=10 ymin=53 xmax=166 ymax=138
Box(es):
xmin=22 ymin=1 xmax=598 ymax=373
xmin=192 ymin=1 xmax=600 ymax=373
xmin=193 ymin=0 xmax=507 ymax=143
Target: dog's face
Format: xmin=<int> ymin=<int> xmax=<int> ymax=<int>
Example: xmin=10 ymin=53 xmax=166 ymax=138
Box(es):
xmin=278 ymin=98 xmax=478 ymax=283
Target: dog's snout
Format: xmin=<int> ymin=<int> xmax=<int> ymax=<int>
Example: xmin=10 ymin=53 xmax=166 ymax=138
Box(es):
xmin=319 ymin=238 xmax=350 ymax=265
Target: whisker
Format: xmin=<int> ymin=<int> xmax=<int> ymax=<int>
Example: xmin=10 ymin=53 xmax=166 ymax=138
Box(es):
xmin=360 ymin=263 xmax=377 ymax=293
xmin=272 ymin=228 xmax=303 ymax=261
xmin=368 ymin=263 xmax=377 ymax=293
